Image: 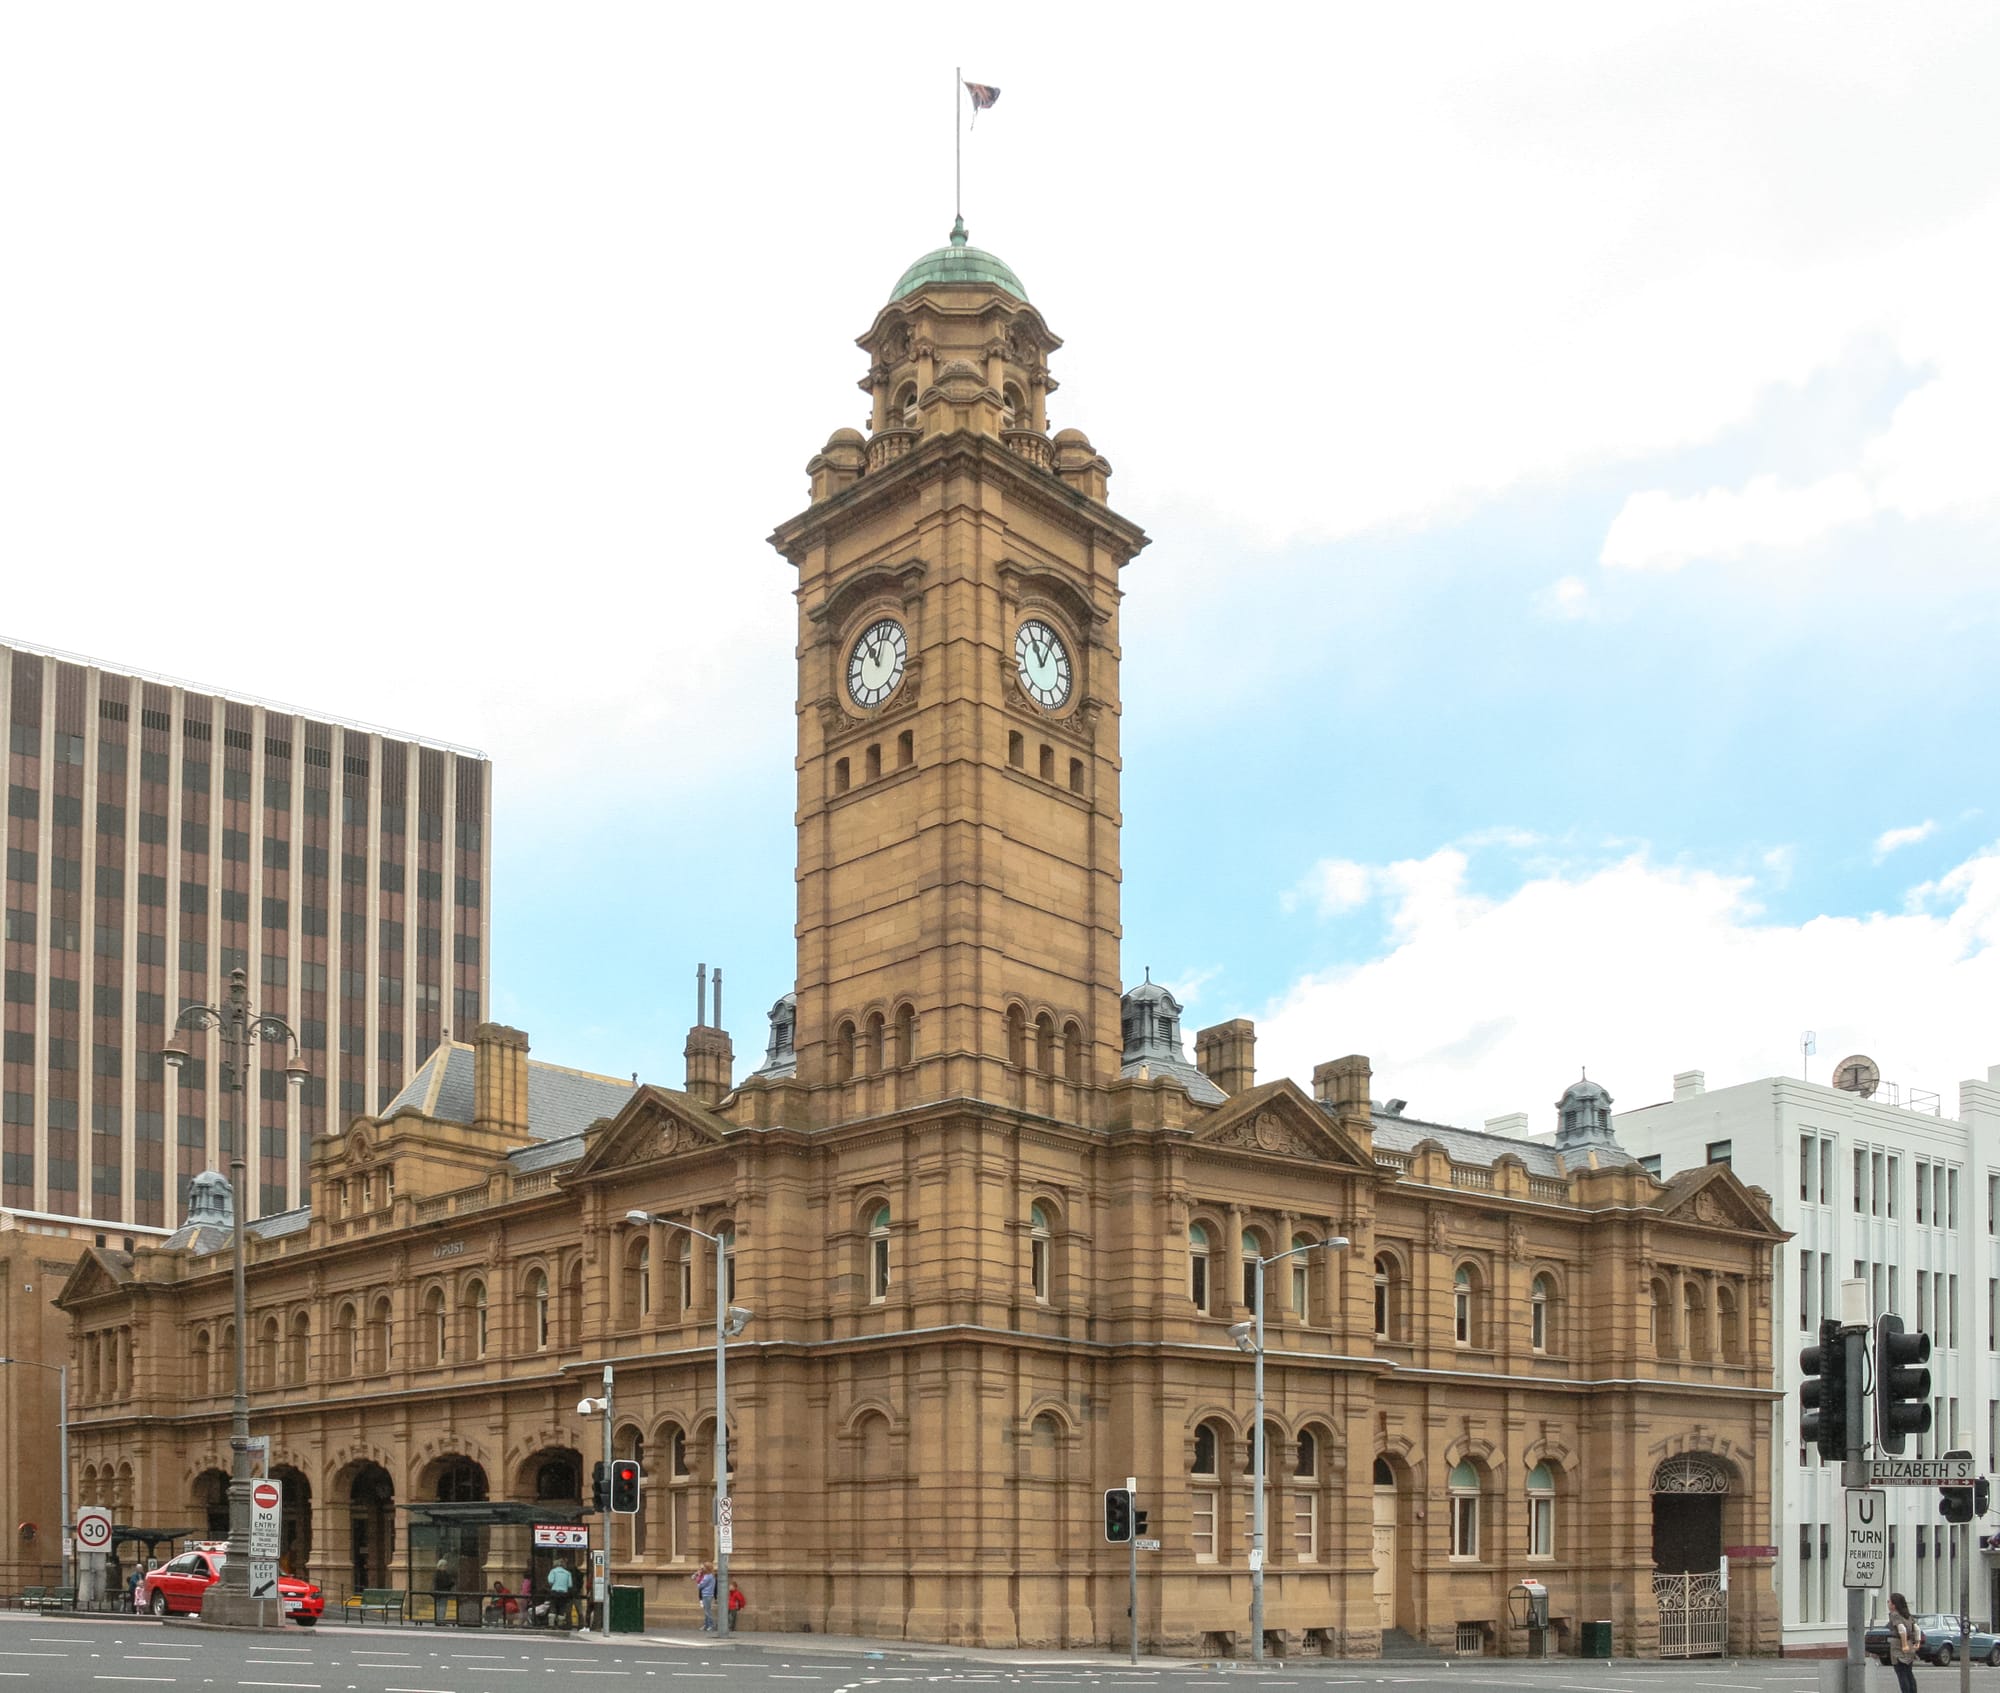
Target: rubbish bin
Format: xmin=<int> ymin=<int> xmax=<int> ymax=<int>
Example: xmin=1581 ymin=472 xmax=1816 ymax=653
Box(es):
xmin=609 ymin=1585 xmax=645 ymax=1635
xmin=1581 ymin=1620 xmax=1612 ymax=1658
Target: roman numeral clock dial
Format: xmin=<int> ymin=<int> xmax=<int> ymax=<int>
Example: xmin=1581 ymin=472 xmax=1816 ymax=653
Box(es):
xmin=846 ymin=619 xmax=908 ymax=708
xmin=1014 ymin=619 xmax=1072 ymax=709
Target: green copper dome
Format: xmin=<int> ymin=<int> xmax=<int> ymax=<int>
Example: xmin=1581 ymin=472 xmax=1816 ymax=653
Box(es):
xmin=890 ymin=217 xmax=1027 ymax=302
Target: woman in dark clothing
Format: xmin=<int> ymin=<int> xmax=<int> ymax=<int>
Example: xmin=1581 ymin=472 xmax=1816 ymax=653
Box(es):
xmin=1889 ymin=1591 xmax=1922 ymax=1693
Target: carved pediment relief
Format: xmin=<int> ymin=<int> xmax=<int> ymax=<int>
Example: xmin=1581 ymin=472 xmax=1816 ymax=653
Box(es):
xmin=1190 ymin=1080 xmax=1374 ymax=1171
xmin=1651 ymin=1162 xmax=1783 ymax=1238
xmin=568 ymin=1086 xmax=731 ymax=1181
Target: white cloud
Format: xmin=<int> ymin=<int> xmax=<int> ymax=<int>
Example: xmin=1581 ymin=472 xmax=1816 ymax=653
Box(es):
xmin=1601 ymin=472 xmax=1874 ymax=571
xmin=1875 ymin=820 xmax=1938 ymax=859
xmin=1285 ymin=859 xmax=1375 ymax=917
xmin=1539 ymin=575 xmax=1596 ymax=618
xmin=1256 ymin=843 xmax=2000 ymax=1133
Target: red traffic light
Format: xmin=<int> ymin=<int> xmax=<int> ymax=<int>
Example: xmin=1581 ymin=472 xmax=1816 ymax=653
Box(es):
xmin=610 ymin=1459 xmax=643 ymax=1515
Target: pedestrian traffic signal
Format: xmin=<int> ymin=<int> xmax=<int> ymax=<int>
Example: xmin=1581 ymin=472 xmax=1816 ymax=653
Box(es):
xmin=1134 ymin=1509 xmax=1149 ymax=1538
xmin=1104 ymin=1488 xmax=1132 ymax=1543
xmin=591 ymin=1460 xmax=610 ymax=1513
xmin=1976 ymin=1479 xmax=1992 ymax=1519
xmin=1875 ymin=1314 xmax=1933 ymax=1456
xmin=610 ymin=1459 xmax=642 ymax=1515
xmin=1799 ymin=1319 xmax=1848 ymax=1462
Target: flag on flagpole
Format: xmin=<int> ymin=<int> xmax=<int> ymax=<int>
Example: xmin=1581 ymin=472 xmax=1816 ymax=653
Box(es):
xmin=963 ymin=80 xmax=1000 ymax=124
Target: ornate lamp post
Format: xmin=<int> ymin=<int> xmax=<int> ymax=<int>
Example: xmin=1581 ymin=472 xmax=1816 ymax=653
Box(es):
xmin=625 ymin=1211 xmax=749 ymax=1633
xmin=163 ymin=966 xmax=309 ymax=1628
xmin=1230 ymin=1234 xmax=1349 ymax=1662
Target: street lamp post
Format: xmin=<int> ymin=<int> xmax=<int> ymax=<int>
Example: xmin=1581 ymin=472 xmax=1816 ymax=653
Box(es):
xmin=1230 ymin=1234 xmax=1349 ymax=1663
xmin=625 ymin=1211 xmax=750 ymax=1634
xmin=0 ymin=1358 xmax=69 ymax=1589
xmin=163 ymin=966 xmax=310 ymax=1628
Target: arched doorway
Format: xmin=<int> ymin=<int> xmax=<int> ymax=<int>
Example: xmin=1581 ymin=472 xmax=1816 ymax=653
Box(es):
xmin=1371 ymin=1456 xmax=1399 ymax=1632
xmin=338 ymin=1462 xmax=395 ymax=1590
xmin=271 ymin=1465 xmax=312 ymax=1577
xmin=191 ymin=1468 xmax=230 ymax=1539
xmin=1652 ymin=1453 xmax=1731 ymax=1657
xmin=422 ymin=1456 xmax=489 ymax=1503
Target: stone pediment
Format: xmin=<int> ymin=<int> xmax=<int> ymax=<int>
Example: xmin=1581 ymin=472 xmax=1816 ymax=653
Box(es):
xmin=54 ymin=1247 xmax=134 ymax=1310
xmin=1651 ymin=1161 xmax=1785 ymax=1239
xmin=1190 ymin=1079 xmax=1375 ymax=1170
xmin=567 ymin=1085 xmax=732 ymax=1181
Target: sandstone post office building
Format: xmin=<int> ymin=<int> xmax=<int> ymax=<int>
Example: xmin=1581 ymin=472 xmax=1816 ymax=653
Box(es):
xmin=56 ymin=228 xmax=1783 ymax=1656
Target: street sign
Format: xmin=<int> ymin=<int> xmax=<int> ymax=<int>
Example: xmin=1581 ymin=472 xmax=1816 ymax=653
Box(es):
xmin=1872 ymin=1455 xmax=1976 ymax=1485
xmin=73 ymin=1506 xmax=112 ymax=1553
xmin=717 ymin=1496 xmax=733 ymax=1526
xmin=1844 ymin=1489 xmax=1887 ymax=1588
xmin=533 ymin=1524 xmax=588 ymax=1548
xmin=1725 ymin=1544 xmax=1778 ymax=1559
xmin=718 ymin=1524 xmax=734 ymax=1554
xmin=247 ymin=1558 xmax=278 ymax=1598
xmin=1136 ymin=1538 xmax=1162 ymax=1551
xmin=249 ymin=1478 xmax=282 ymax=1558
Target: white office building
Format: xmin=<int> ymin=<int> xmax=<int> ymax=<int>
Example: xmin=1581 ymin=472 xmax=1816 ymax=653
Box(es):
xmin=1615 ymin=1061 xmax=2000 ymax=1651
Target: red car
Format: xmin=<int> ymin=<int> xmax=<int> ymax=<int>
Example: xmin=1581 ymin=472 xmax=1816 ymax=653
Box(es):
xmin=140 ymin=1545 xmax=324 ymax=1624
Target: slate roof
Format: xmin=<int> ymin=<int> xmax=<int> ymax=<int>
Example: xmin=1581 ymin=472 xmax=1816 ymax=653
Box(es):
xmin=1359 ymin=1105 xmax=1639 ymax=1178
xmin=382 ymin=1041 xmax=638 ymax=1144
xmin=508 ymin=1134 xmax=588 ymax=1175
xmin=1117 ymin=1052 xmax=1227 ymax=1105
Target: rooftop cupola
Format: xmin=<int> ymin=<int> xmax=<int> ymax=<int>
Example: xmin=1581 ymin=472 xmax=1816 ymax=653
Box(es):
xmin=1554 ymin=1072 xmax=1636 ymax=1169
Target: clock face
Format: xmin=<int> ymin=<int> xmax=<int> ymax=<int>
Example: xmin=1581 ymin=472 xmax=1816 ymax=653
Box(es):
xmin=1014 ymin=619 xmax=1072 ymax=709
xmin=846 ymin=619 xmax=908 ymax=708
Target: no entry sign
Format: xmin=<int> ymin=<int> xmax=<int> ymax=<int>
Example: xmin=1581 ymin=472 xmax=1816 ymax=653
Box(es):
xmin=249 ymin=1477 xmax=282 ymax=1558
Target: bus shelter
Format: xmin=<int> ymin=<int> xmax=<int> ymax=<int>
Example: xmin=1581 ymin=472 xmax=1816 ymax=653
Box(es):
xmin=402 ymin=1502 xmax=589 ymax=1627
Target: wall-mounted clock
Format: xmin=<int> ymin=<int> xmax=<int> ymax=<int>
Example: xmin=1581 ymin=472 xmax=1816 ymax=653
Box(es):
xmin=847 ymin=619 xmax=907 ymax=708
xmin=1014 ymin=619 xmax=1072 ymax=709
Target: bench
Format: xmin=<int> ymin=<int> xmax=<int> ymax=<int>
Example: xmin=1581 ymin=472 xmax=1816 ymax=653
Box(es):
xmin=356 ymin=1587 xmax=406 ymax=1624
xmin=15 ymin=1587 xmax=44 ymax=1610
xmin=36 ymin=1587 xmax=76 ymax=1611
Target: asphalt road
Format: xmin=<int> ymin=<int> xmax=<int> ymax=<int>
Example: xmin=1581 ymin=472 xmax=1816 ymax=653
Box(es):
xmin=0 ymin=1614 xmax=1936 ymax=1693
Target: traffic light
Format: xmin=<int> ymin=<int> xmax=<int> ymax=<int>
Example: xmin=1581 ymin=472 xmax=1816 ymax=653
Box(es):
xmin=1976 ymin=1479 xmax=1992 ymax=1519
xmin=591 ymin=1460 xmax=610 ymax=1513
xmin=1104 ymin=1488 xmax=1132 ymax=1543
xmin=1799 ymin=1319 xmax=1847 ymax=1462
xmin=1134 ymin=1509 xmax=1149 ymax=1538
xmin=1942 ymin=1482 xmax=1975 ymax=1522
xmin=1875 ymin=1314 xmax=1933 ymax=1456
xmin=610 ymin=1458 xmax=642 ymax=1515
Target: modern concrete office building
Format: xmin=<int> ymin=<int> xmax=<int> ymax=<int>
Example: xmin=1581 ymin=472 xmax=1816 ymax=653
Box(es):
xmin=1616 ymin=1062 xmax=2000 ymax=1647
xmin=2 ymin=637 xmax=491 ymax=1226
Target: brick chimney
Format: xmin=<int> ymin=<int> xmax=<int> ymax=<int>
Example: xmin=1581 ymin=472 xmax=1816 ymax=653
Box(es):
xmin=1194 ymin=1019 xmax=1257 ymax=1096
xmin=1312 ymin=1054 xmax=1374 ymax=1155
xmin=473 ymin=1023 xmax=531 ymax=1140
xmin=684 ymin=963 xmax=735 ymax=1108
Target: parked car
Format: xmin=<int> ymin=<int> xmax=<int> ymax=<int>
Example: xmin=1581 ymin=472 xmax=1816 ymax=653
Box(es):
xmin=1865 ymin=1614 xmax=2000 ymax=1666
xmin=139 ymin=1545 xmax=323 ymax=1624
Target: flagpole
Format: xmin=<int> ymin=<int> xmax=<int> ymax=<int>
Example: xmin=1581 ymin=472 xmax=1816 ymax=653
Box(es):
xmin=954 ymin=64 xmax=961 ymax=221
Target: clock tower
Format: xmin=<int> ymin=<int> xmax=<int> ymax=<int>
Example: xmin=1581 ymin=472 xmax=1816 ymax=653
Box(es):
xmin=769 ymin=220 xmax=1147 ymax=1125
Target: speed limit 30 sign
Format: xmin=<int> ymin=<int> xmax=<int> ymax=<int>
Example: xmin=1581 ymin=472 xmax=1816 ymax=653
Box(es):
xmin=74 ymin=1506 xmax=112 ymax=1552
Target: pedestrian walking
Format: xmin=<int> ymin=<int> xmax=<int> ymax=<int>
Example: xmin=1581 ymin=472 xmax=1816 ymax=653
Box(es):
xmin=546 ymin=1556 xmax=577 ymax=1628
xmin=1890 ymin=1591 xmax=1923 ymax=1693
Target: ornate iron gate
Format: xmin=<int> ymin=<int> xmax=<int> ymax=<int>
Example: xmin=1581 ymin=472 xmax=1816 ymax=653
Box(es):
xmin=1654 ymin=1571 xmax=1727 ymax=1658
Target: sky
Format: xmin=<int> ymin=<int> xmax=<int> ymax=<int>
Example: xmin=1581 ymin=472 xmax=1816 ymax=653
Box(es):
xmin=4 ymin=4 xmax=1996 ymax=1133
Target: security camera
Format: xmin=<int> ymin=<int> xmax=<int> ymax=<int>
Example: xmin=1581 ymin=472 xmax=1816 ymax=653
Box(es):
xmin=723 ymin=1306 xmax=753 ymax=1339
xmin=577 ymin=1397 xmax=598 ymax=1417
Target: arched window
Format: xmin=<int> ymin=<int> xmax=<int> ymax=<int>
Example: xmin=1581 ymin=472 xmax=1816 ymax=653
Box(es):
xmin=659 ymin=1422 xmax=693 ymax=1561
xmin=1006 ymin=1005 xmax=1027 ymax=1068
xmin=1062 ymin=1020 xmax=1083 ymax=1084
xmin=423 ymin=1286 xmax=447 ymax=1364
xmin=1718 ymin=1282 xmax=1742 ymax=1362
xmin=1190 ymin=1422 xmax=1221 ymax=1564
xmin=1242 ymin=1229 xmax=1267 ymax=1312
xmin=623 ymin=1238 xmax=650 ymax=1324
xmin=1034 ymin=1012 xmax=1055 ymax=1074
xmin=1188 ymin=1223 xmax=1211 ymax=1312
xmin=895 ymin=383 xmax=918 ymax=428
xmin=1684 ymin=1282 xmax=1709 ymax=1361
xmin=1648 ymin=1277 xmax=1672 ymax=1355
xmin=894 ymin=1003 xmax=915 ymax=1069
xmin=192 ymin=1327 xmax=212 ymax=1395
xmin=1373 ymin=1455 xmax=1395 ymax=1488
xmin=1291 ymin=1233 xmax=1316 ymax=1322
xmin=461 ymin=1280 xmax=488 ymax=1359
xmin=332 ymin=1305 xmax=356 ymax=1379
xmin=257 ymin=1315 xmax=280 ymax=1390
xmin=1526 ymin=1461 xmax=1556 ymax=1558
xmin=867 ymin=1206 xmax=891 ymax=1302
xmin=1530 ymin=1273 xmax=1554 ymax=1354
xmin=835 ymin=1020 xmax=856 ymax=1083
xmin=864 ymin=1011 xmax=885 ymax=1075
xmin=366 ymin=1298 xmax=391 ymax=1373
xmin=719 ymin=1225 xmax=737 ymax=1302
xmin=286 ymin=1311 xmax=309 ymax=1385
xmin=1374 ymin=1255 xmax=1393 ymax=1338
xmin=1029 ymin=1202 xmax=1052 ymax=1302
xmin=219 ymin=1322 xmax=235 ymax=1392
xmin=672 ymin=1232 xmax=693 ymax=1313
xmin=527 ymin=1269 xmax=551 ymax=1352
xmin=1448 ymin=1459 xmax=1481 ymax=1559
xmin=1003 ymin=383 xmax=1024 ymax=429
xmin=1453 ymin=1264 xmax=1484 ymax=1347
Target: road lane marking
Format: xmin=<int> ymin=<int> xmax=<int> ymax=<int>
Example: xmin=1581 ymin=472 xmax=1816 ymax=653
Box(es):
xmin=238 ymin=1683 xmax=322 ymax=1689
